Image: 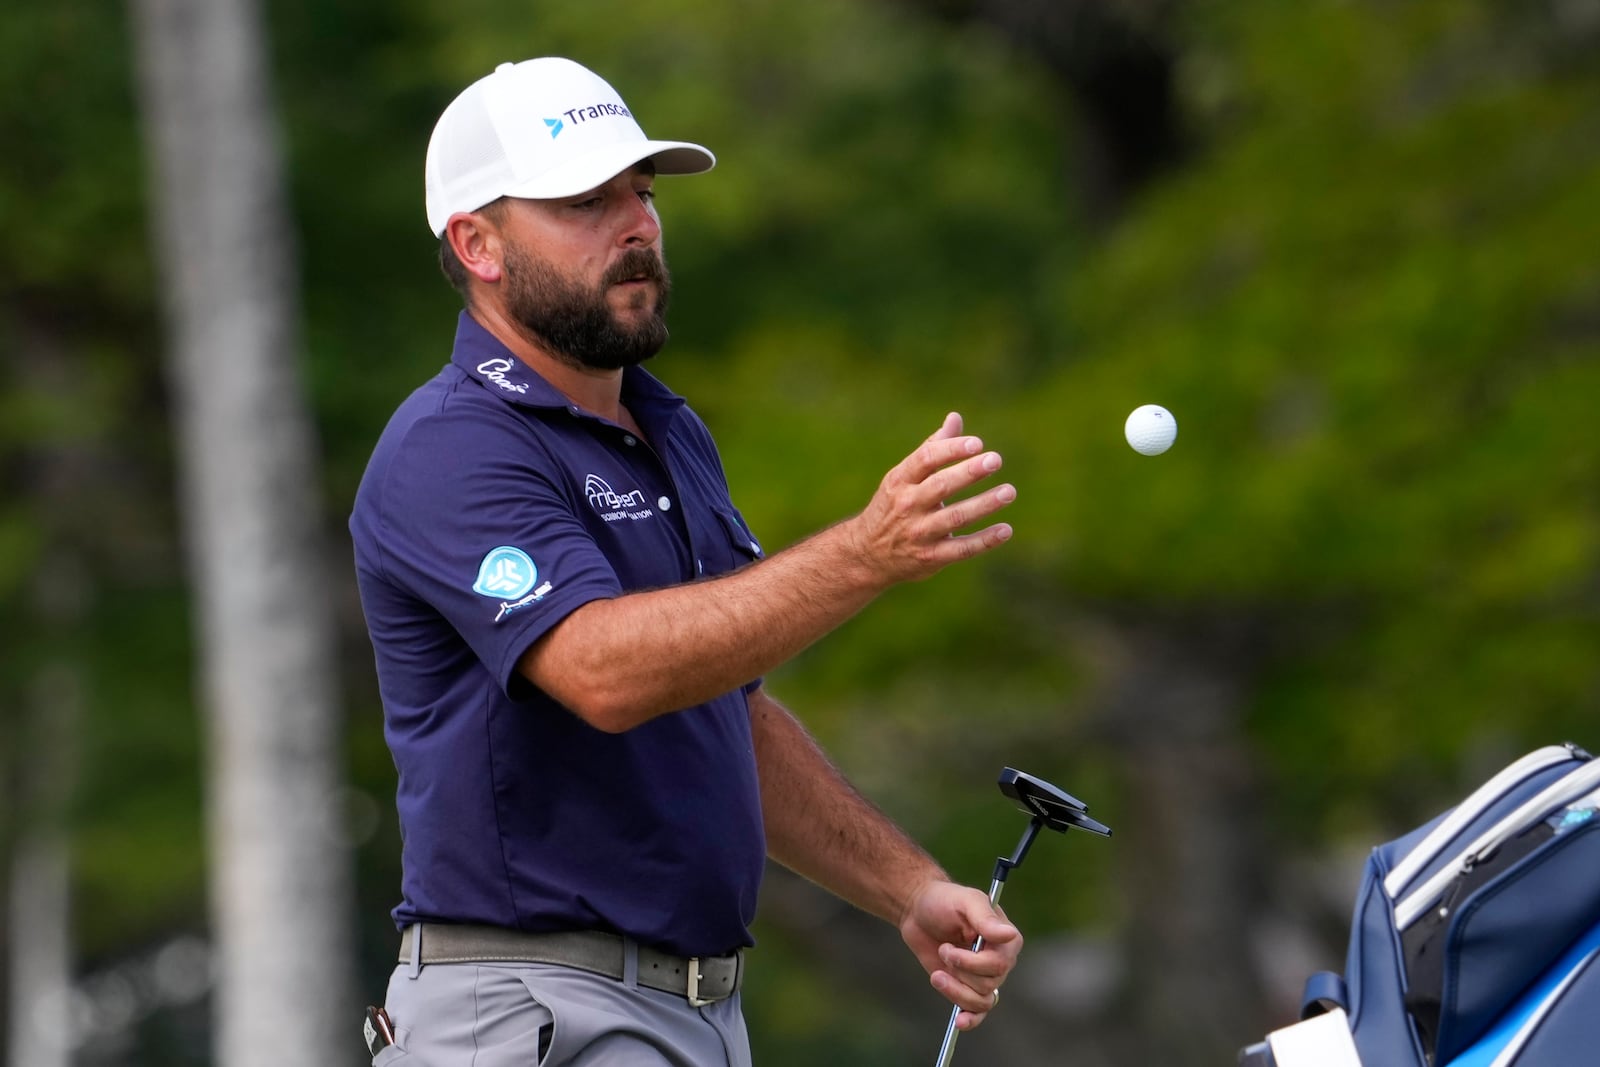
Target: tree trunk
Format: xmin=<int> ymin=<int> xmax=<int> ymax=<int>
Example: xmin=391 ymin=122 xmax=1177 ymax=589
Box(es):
xmin=5 ymin=662 xmax=78 ymax=1067
xmin=5 ymin=323 xmax=99 ymax=1067
xmin=127 ymin=1 xmax=357 ymax=1064
xmin=1089 ymin=617 xmax=1271 ymax=1066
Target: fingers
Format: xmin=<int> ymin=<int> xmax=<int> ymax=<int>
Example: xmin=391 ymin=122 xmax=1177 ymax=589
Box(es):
xmin=900 ymin=882 xmax=1022 ymax=1033
xmin=932 ymin=473 xmax=1016 ymax=534
xmin=892 ymin=431 xmax=988 ymax=490
xmin=940 ymin=908 xmax=1022 ymax=979
xmin=931 ymin=904 xmax=1021 ymax=1030
xmin=930 ymin=965 xmax=1004 ymax=1030
xmin=938 ymin=936 xmax=1019 ymax=980
xmin=971 ymin=904 xmax=1023 ymax=947
xmin=886 ymin=434 xmax=1015 ymax=523
xmin=852 ymin=414 xmax=1017 ymax=584
xmin=927 ymin=411 xmax=963 ymax=443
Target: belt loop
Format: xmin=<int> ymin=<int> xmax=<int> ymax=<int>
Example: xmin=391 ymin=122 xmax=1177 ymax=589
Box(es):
xmin=621 ymin=935 xmax=640 ymax=990
xmin=408 ymin=923 xmax=423 ymax=980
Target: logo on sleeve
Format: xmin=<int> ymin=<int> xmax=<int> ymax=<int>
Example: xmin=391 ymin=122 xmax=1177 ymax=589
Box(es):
xmin=473 ymin=547 xmax=553 ymax=622
xmin=473 ymin=547 xmax=537 ymax=598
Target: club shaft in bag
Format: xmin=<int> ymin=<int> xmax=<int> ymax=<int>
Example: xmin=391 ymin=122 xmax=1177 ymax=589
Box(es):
xmin=933 ymin=875 xmax=1007 ymax=1067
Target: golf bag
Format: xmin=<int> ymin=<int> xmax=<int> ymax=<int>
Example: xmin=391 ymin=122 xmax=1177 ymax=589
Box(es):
xmin=1240 ymin=742 xmax=1600 ymax=1067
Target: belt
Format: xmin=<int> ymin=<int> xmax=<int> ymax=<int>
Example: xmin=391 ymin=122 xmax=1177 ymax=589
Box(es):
xmin=398 ymin=924 xmax=743 ymax=1007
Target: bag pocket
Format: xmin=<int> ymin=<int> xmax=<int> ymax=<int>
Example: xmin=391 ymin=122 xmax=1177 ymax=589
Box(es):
xmin=1497 ymin=943 xmax=1600 ymax=1066
xmin=1425 ymin=816 xmax=1600 ymax=1063
xmin=1444 ymin=931 xmax=1600 ymax=1067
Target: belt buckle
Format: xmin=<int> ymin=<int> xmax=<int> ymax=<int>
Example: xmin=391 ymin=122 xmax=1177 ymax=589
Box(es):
xmin=685 ymin=957 xmax=712 ymax=1007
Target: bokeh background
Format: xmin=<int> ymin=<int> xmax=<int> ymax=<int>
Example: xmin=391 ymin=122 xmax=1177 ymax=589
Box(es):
xmin=4 ymin=0 xmax=1600 ymax=1064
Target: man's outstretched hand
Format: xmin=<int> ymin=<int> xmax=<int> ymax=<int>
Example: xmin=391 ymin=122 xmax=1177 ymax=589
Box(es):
xmin=844 ymin=412 xmax=1016 ymax=586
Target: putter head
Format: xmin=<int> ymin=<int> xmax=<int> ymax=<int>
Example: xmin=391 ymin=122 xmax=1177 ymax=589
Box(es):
xmin=999 ymin=768 xmax=1113 ymax=837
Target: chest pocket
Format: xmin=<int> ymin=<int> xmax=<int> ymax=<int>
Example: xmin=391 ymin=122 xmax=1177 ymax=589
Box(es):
xmin=699 ymin=507 xmax=763 ymax=578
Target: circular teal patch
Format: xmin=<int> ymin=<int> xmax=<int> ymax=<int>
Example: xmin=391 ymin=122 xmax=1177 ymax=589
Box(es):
xmin=473 ymin=546 xmax=537 ymax=599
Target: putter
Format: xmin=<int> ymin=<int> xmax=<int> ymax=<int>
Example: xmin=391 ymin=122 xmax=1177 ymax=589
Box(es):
xmin=933 ymin=768 xmax=1112 ymax=1067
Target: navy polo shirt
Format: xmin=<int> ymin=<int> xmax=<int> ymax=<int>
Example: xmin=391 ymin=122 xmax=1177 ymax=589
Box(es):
xmin=350 ymin=312 xmax=767 ymax=957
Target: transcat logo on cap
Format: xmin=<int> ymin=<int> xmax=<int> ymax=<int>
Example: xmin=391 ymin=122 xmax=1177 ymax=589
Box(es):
xmin=476 ymin=358 xmax=528 ymax=394
xmin=545 ymin=101 xmax=632 ymax=137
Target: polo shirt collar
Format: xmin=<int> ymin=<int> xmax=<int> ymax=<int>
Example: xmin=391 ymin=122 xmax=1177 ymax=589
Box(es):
xmin=449 ymin=311 xmax=687 ymax=429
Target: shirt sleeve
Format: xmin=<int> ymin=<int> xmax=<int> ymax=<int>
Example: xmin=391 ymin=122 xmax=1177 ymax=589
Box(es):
xmin=368 ymin=405 xmax=622 ymax=695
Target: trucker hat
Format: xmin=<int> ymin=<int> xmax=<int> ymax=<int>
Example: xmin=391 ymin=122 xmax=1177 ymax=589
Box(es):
xmin=424 ymin=57 xmax=716 ymax=236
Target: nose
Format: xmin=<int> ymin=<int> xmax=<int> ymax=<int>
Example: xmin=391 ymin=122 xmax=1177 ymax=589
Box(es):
xmin=620 ymin=193 xmax=661 ymax=247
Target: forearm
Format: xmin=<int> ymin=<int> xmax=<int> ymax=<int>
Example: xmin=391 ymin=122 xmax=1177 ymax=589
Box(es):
xmin=519 ymin=520 xmax=885 ymax=731
xmin=518 ymin=418 xmax=1013 ymax=733
xmin=750 ymin=687 xmax=944 ymax=925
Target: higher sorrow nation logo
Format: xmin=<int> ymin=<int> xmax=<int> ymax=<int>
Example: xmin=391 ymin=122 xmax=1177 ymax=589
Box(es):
xmin=584 ymin=474 xmax=654 ymax=522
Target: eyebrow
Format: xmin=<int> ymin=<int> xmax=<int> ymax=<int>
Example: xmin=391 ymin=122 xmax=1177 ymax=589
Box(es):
xmin=633 ymin=159 xmax=658 ymax=178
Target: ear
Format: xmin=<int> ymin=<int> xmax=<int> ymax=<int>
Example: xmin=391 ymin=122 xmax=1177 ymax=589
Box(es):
xmin=445 ymin=212 xmax=504 ymax=285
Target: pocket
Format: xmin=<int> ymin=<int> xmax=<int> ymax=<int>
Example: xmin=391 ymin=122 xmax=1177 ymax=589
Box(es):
xmin=1499 ymin=944 xmax=1600 ymax=1065
xmin=715 ymin=508 xmax=763 ymax=563
xmin=1429 ymin=818 xmax=1600 ymax=1063
xmin=514 ymin=976 xmax=566 ymax=1066
xmin=1446 ymin=937 xmax=1600 ymax=1066
xmin=372 ymin=1045 xmax=408 ymax=1066
xmin=697 ymin=507 xmax=762 ymax=578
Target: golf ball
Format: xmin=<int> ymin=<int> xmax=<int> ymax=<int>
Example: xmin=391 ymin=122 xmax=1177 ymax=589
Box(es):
xmin=1125 ymin=404 xmax=1177 ymax=456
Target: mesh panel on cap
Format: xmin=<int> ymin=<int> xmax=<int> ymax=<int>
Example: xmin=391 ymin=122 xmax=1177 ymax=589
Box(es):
xmin=427 ymin=87 xmax=514 ymax=229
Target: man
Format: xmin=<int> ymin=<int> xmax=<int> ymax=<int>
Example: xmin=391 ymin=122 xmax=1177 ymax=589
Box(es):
xmin=351 ymin=57 xmax=1022 ymax=1066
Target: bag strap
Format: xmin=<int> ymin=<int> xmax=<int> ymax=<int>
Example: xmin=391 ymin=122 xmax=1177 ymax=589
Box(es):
xmin=1301 ymin=971 xmax=1349 ymax=1020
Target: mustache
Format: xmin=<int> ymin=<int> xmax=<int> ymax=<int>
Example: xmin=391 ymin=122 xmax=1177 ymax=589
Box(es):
xmin=603 ymin=248 xmax=669 ymax=288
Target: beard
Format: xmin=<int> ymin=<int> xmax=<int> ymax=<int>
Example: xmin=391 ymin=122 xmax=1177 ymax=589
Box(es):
xmin=501 ymin=242 xmax=672 ymax=371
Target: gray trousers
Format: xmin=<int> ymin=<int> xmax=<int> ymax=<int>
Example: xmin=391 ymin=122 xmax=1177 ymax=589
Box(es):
xmin=374 ymin=952 xmax=753 ymax=1067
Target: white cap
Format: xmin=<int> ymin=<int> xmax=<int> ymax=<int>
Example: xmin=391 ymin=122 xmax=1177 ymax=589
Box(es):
xmin=424 ymin=57 xmax=716 ymax=236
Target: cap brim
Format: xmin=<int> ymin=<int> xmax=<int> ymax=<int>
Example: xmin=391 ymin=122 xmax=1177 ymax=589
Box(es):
xmin=501 ymin=140 xmax=715 ymax=201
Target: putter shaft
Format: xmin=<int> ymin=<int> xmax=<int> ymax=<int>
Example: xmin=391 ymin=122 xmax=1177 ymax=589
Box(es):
xmin=933 ymin=877 xmax=1006 ymax=1067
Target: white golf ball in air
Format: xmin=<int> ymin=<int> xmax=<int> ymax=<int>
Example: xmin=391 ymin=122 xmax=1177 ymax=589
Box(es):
xmin=1124 ymin=404 xmax=1177 ymax=456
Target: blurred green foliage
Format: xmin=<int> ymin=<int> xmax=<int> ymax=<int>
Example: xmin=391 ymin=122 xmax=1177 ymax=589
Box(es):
xmin=3 ymin=0 xmax=1598 ymax=1063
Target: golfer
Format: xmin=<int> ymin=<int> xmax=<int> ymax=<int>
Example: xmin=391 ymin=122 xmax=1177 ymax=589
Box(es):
xmin=350 ymin=56 xmax=1021 ymax=1066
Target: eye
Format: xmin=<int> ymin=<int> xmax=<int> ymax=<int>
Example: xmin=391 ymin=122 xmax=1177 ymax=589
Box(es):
xmin=570 ymin=196 xmax=603 ymax=211
xmin=636 ymin=188 xmax=656 ymax=205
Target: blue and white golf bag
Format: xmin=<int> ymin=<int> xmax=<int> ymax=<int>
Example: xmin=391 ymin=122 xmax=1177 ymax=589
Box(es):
xmin=1241 ymin=743 xmax=1600 ymax=1067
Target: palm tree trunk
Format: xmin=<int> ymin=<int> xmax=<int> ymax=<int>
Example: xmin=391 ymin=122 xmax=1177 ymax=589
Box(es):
xmin=128 ymin=0 xmax=357 ymax=1062
xmin=5 ymin=662 xmax=78 ymax=1067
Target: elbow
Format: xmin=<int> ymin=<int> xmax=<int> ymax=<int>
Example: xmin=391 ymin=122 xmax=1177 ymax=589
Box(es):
xmin=546 ymin=680 xmax=654 ymax=734
xmin=570 ymin=694 xmax=643 ymax=734
xmin=516 ymin=622 xmax=661 ymax=732
xmin=521 ymin=627 xmax=652 ymax=735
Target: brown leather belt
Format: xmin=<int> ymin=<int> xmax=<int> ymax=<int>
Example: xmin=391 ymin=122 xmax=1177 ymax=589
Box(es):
xmin=398 ymin=924 xmax=743 ymax=1006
